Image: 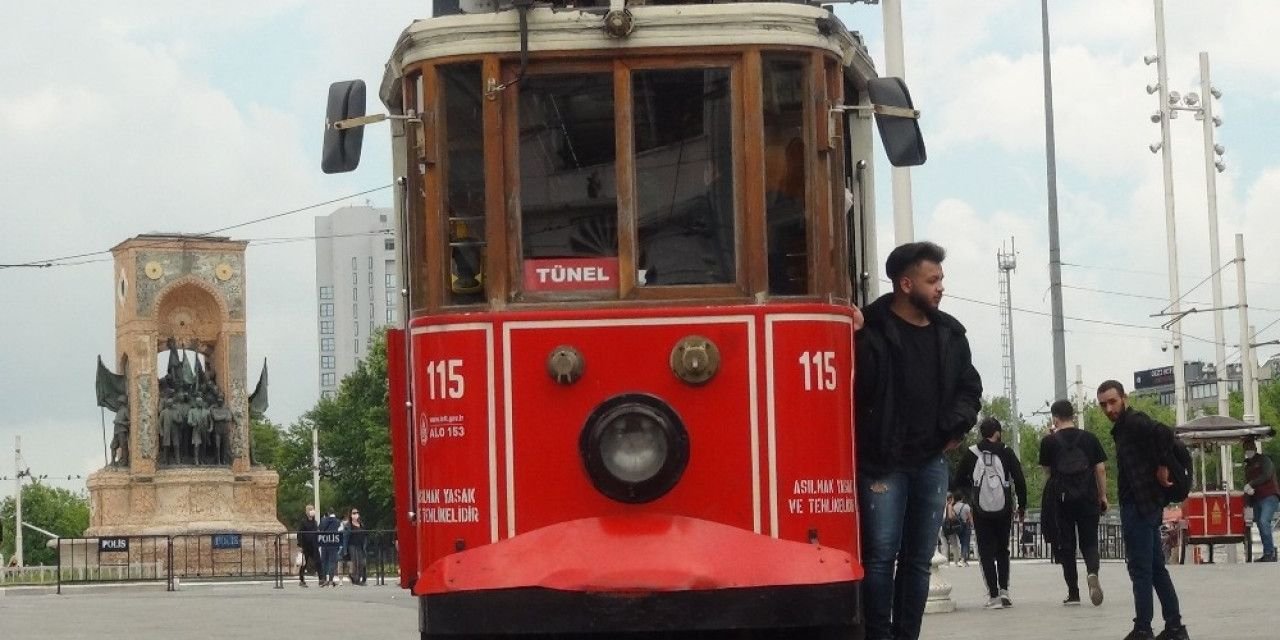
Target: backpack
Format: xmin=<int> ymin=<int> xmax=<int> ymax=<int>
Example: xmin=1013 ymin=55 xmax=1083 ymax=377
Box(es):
xmin=970 ymin=445 xmax=1009 ymax=515
xmin=942 ymin=510 xmax=961 ymax=536
xmin=1053 ymin=430 xmax=1094 ymax=502
xmin=1162 ymin=435 xmax=1193 ymax=504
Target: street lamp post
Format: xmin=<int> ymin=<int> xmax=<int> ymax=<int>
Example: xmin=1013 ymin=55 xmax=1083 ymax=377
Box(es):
xmin=1147 ymin=0 xmax=1187 ymax=426
xmin=312 ymin=424 xmax=321 ymax=515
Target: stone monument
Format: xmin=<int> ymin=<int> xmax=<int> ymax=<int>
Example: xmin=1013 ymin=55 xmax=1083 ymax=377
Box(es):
xmin=85 ymin=234 xmax=282 ymax=538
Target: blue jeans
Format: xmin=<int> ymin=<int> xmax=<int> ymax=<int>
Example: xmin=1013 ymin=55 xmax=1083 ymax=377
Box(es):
xmin=858 ymin=455 xmax=949 ymax=640
xmin=1255 ymin=494 xmax=1278 ymax=556
xmin=1121 ymin=503 xmax=1181 ymax=633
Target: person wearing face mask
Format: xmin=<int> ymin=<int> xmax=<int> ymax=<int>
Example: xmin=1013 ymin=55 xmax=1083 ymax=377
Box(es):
xmin=1242 ymin=437 xmax=1278 ymax=562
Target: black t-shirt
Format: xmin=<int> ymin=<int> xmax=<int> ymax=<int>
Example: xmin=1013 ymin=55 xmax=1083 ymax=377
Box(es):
xmin=891 ymin=313 xmax=942 ymax=464
xmin=1038 ymin=428 xmax=1107 ymax=500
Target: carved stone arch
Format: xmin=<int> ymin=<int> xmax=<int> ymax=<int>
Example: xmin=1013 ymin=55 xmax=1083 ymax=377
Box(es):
xmin=152 ymin=276 xmax=229 ymax=350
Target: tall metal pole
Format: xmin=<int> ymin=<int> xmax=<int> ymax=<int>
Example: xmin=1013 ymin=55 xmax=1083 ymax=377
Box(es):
xmin=1247 ymin=324 xmax=1260 ymax=422
xmin=1153 ymin=0 xmax=1187 ymax=426
xmin=1041 ymin=0 xmax=1068 ymax=400
xmin=881 ymin=0 xmax=914 ymax=244
xmin=1235 ymin=234 xmax=1256 ymax=424
xmin=312 ymin=425 xmax=321 ymax=515
xmin=15 ymin=436 xmax=24 ymax=568
xmin=1198 ymin=52 xmax=1229 ymax=418
xmin=1075 ymin=364 xmax=1085 ymax=418
xmin=998 ymin=240 xmax=1020 ymax=459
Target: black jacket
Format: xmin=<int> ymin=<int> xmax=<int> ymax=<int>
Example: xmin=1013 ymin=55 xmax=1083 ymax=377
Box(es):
xmin=297 ymin=515 xmax=318 ymax=552
xmin=855 ymin=294 xmax=983 ymax=475
xmin=955 ymin=440 xmax=1028 ymax=518
xmin=1111 ymin=408 xmax=1174 ymax=516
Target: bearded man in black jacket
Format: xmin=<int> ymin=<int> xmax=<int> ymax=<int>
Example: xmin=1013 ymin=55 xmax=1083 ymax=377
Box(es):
xmin=854 ymin=241 xmax=982 ymax=640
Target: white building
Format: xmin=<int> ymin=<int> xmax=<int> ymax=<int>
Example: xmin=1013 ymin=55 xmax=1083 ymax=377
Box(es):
xmin=314 ymin=206 xmax=399 ymax=398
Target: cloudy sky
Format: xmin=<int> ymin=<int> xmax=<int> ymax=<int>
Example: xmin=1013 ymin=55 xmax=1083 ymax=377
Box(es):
xmin=2 ymin=1 xmax=1278 ymax=501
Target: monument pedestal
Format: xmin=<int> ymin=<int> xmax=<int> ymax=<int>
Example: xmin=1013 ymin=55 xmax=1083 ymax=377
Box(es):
xmin=86 ymin=466 xmax=284 ymax=536
xmin=59 ymin=467 xmax=287 ymax=579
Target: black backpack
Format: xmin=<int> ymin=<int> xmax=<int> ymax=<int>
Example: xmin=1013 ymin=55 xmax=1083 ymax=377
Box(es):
xmin=1053 ymin=430 xmax=1093 ymax=502
xmin=1162 ymin=435 xmax=1193 ymax=504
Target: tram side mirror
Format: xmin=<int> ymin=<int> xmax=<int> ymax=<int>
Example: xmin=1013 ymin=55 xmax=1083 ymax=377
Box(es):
xmin=322 ymin=80 xmax=367 ymax=174
xmin=867 ymin=77 xmax=926 ymax=167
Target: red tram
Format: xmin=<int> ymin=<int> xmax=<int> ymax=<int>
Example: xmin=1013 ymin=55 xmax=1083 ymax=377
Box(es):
xmin=322 ymin=0 xmax=924 ymax=636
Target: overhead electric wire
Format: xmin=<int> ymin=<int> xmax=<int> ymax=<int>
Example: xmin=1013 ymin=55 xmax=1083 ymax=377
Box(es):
xmin=1 ymin=184 xmax=394 ymax=270
xmin=43 ymin=229 xmax=396 ymax=268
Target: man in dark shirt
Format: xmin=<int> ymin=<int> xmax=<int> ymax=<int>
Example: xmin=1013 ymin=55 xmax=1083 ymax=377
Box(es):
xmin=1040 ymin=399 xmax=1108 ymax=606
xmin=855 ymin=241 xmax=982 ymax=640
xmin=1097 ymin=380 xmax=1188 ymax=640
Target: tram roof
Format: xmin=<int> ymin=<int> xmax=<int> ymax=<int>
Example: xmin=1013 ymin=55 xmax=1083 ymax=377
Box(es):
xmin=379 ymin=2 xmax=875 ymax=109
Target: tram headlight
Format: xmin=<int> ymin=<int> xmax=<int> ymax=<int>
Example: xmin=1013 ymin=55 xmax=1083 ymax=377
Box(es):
xmin=580 ymin=395 xmax=689 ymax=504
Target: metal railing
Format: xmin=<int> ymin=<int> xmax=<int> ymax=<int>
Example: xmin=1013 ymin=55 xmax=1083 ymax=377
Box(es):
xmin=939 ymin=519 xmax=1128 ymax=562
xmin=41 ymin=530 xmax=398 ymax=594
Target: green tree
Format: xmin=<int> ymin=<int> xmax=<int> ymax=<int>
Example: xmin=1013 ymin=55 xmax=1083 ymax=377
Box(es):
xmin=1 ymin=483 xmax=90 ymax=565
xmin=271 ymin=329 xmax=394 ymax=531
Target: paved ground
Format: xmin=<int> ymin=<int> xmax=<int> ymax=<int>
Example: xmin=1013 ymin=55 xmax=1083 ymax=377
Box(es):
xmin=928 ymin=558 xmax=1273 ymax=640
xmin=0 ymin=561 xmax=1274 ymax=639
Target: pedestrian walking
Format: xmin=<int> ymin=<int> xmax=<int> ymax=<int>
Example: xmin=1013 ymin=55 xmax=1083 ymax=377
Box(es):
xmin=1040 ymin=399 xmax=1108 ymax=606
xmin=1242 ymin=436 xmax=1278 ymax=562
xmin=954 ymin=494 xmax=973 ymax=565
xmin=1097 ymin=380 xmax=1190 ymax=640
xmin=296 ymin=504 xmax=319 ymax=587
xmin=942 ymin=494 xmax=964 ymax=565
xmin=854 ymin=241 xmax=983 ymax=640
xmin=956 ymin=417 xmax=1027 ymax=610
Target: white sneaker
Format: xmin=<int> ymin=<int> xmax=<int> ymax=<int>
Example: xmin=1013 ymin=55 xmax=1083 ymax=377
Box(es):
xmin=1087 ymin=574 xmax=1104 ymax=606
xmin=984 ymin=596 xmax=1005 ymax=609
xmin=999 ymin=589 xmax=1013 ymax=608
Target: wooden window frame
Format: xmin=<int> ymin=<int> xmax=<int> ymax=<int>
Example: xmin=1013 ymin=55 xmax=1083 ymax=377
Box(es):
xmin=407 ymin=47 xmax=848 ymax=313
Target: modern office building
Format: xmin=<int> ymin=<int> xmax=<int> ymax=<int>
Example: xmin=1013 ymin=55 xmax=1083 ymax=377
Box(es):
xmin=1131 ymin=360 xmax=1244 ymax=414
xmin=314 ymin=206 xmax=400 ymax=398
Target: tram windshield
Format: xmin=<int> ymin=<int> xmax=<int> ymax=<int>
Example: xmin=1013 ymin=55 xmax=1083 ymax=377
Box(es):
xmin=413 ymin=51 xmax=888 ymax=306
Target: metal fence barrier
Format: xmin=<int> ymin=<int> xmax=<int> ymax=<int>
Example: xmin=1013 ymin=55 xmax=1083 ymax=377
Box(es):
xmin=939 ymin=518 xmax=1127 ymax=562
xmin=44 ymin=530 xmax=397 ymax=594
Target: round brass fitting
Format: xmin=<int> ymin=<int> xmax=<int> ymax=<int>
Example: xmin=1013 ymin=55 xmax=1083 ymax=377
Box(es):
xmin=603 ymin=9 xmax=634 ymax=38
xmin=670 ymin=335 xmax=720 ymax=385
xmin=547 ymin=345 xmax=585 ymax=385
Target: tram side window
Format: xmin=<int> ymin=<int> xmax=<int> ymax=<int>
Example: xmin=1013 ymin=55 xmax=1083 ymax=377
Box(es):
xmin=519 ymin=73 xmax=618 ymax=293
xmin=632 ymin=68 xmax=735 ymax=287
xmin=762 ymin=56 xmax=809 ymax=295
xmin=442 ymin=63 xmax=487 ymax=305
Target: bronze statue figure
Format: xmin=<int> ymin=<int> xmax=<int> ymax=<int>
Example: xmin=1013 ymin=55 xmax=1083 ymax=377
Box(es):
xmin=187 ymin=396 xmax=211 ymax=466
xmin=110 ymin=394 xmax=130 ymax=466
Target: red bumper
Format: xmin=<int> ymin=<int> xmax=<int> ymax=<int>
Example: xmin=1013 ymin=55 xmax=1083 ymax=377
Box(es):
xmin=420 ymin=513 xmax=858 ymax=594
